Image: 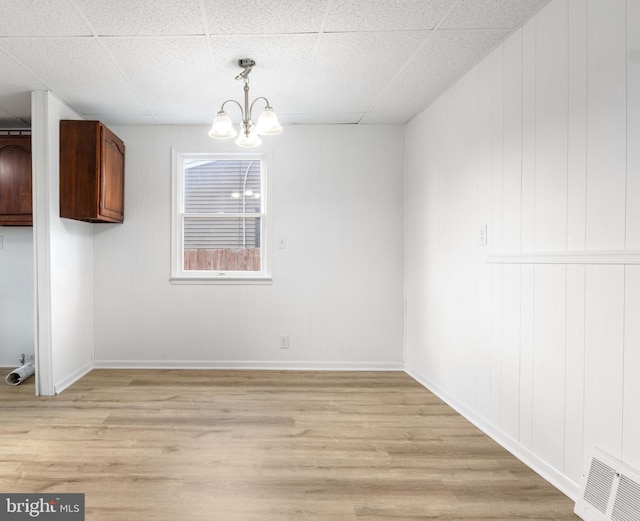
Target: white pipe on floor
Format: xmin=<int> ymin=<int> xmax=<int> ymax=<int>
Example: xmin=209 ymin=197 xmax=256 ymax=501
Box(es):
xmin=5 ymin=360 xmax=35 ymax=386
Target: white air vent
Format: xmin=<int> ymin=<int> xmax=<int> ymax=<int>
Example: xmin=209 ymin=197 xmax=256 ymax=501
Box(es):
xmin=575 ymin=448 xmax=640 ymax=521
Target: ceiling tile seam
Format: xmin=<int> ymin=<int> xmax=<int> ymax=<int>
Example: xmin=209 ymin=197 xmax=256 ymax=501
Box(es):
xmin=0 ymin=106 xmax=25 ymax=121
xmin=321 ymin=29 xmax=445 ymax=35
xmin=67 ymin=0 xmax=157 ymax=122
xmin=433 ymin=0 xmax=468 ymax=30
xmin=435 ymin=27 xmax=529 ymax=33
xmin=208 ymin=31 xmax=323 ymax=37
xmin=293 ymin=0 xmax=334 ymax=115
xmin=0 ymin=30 xmax=499 ymax=38
xmin=504 ymin=0 xmax=553 ymax=35
xmin=0 ymin=43 xmax=56 ymax=114
xmin=431 ymin=0 xmax=466 ymax=32
xmin=0 ymin=35 xmax=94 ymax=40
xmin=359 ymin=0 xmax=464 ymax=123
xmin=407 ymin=29 xmax=517 ymax=123
xmin=198 ymin=0 xmax=220 ymax=117
xmin=356 ymin=30 xmax=436 ymax=123
xmin=89 ymin=34 xmax=207 ymax=39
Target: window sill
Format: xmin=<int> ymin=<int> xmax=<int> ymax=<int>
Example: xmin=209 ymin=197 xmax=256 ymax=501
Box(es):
xmin=170 ymin=275 xmax=273 ymax=285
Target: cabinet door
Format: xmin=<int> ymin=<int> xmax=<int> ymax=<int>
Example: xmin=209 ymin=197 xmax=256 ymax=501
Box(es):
xmin=0 ymin=136 xmax=32 ymax=225
xmin=99 ymin=126 xmax=125 ymax=222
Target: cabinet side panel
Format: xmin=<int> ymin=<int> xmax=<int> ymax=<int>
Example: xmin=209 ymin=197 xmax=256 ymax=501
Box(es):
xmin=59 ymin=120 xmax=99 ymax=220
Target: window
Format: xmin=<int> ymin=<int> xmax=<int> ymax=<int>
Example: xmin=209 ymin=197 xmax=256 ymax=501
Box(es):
xmin=171 ymin=151 xmax=270 ymax=283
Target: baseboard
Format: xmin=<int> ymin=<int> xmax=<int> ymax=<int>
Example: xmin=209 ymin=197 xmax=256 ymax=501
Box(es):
xmin=404 ymin=364 xmax=580 ymax=502
xmin=54 ymin=360 xmax=94 ymax=394
xmin=93 ymin=360 xmax=405 ymax=371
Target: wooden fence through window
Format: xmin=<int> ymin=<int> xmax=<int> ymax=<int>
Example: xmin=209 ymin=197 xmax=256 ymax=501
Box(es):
xmin=184 ymin=248 xmax=260 ymax=271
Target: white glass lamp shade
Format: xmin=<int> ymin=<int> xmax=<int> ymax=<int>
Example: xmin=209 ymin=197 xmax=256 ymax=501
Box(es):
xmin=235 ymin=123 xmax=262 ymax=148
xmin=255 ymin=106 xmax=283 ymax=135
xmin=208 ymin=111 xmax=237 ymax=139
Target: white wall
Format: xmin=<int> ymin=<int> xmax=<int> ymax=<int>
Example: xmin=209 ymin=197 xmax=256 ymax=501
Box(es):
xmin=93 ymin=124 xmax=405 ymax=368
xmin=405 ymin=0 xmax=640 ymax=499
xmin=0 ymin=227 xmax=33 ymax=366
xmin=32 ymin=91 xmax=94 ymax=394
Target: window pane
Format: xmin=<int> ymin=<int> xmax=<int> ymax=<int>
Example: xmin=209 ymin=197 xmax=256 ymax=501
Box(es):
xmin=183 ymin=217 xmax=261 ymax=271
xmin=184 ymin=159 xmax=261 ymax=214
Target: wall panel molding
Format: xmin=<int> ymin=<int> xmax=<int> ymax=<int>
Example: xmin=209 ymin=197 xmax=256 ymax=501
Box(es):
xmin=487 ymin=250 xmax=640 ymax=265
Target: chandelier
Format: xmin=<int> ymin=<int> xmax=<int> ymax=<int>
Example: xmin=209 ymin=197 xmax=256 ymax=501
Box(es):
xmin=208 ymin=58 xmax=283 ymax=148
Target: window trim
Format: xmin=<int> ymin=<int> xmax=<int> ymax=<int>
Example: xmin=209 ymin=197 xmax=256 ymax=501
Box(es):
xmin=170 ymin=148 xmax=272 ymax=284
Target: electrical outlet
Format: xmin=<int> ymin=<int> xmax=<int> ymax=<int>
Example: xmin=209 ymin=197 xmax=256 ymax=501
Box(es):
xmin=277 ymin=237 xmax=287 ymax=249
xmin=279 ymin=334 xmax=289 ymax=349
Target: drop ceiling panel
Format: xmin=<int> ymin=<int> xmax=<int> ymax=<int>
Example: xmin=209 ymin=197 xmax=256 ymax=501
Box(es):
xmin=85 ymin=113 xmax=161 ymax=126
xmin=0 ymin=0 xmax=553 ymax=125
xmin=301 ymin=31 xmax=429 ymax=114
xmin=103 ymin=36 xmax=216 ymax=116
xmin=373 ymin=29 xmax=509 ymax=117
xmin=286 ymin=113 xmax=364 ymax=125
xmin=360 ymin=110 xmax=416 ymax=124
xmin=324 ymin=0 xmax=457 ymax=32
xmin=73 ymin=0 xmax=205 ymax=36
xmin=0 ymin=0 xmax=90 ymax=37
xmin=441 ymin=0 xmax=550 ymax=29
xmin=0 ymin=50 xmax=47 ymax=117
xmin=0 ymin=117 xmax=31 ymax=130
xmin=150 ymin=114 xmax=213 ymax=125
xmin=208 ymin=34 xmax=319 ymax=116
xmin=204 ymin=0 xmax=328 ymax=35
xmin=1 ymin=37 xmax=149 ymax=116
xmin=0 ymin=92 xmax=33 ymax=121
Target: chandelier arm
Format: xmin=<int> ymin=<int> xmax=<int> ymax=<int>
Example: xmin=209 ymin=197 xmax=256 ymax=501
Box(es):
xmin=219 ymin=99 xmax=245 ymax=120
xmin=248 ymin=96 xmax=271 ymax=117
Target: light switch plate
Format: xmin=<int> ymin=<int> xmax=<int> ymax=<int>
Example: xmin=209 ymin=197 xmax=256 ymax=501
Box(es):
xmin=479 ymin=225 xmax=487 ymax=246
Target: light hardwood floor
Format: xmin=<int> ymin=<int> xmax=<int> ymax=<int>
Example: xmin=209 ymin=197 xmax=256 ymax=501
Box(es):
xmin=0 ymin=370 xmax=579 ymax=520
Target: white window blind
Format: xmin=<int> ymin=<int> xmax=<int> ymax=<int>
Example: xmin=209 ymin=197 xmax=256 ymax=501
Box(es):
xmin=183 ymin=159 xmax=261 ymax=249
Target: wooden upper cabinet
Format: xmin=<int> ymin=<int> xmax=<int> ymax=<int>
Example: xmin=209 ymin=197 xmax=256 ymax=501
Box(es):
xmin=60 ymin=120 xmax=125 ymax=223
xmin=0 ymin=135 xmax=32 ymax=226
